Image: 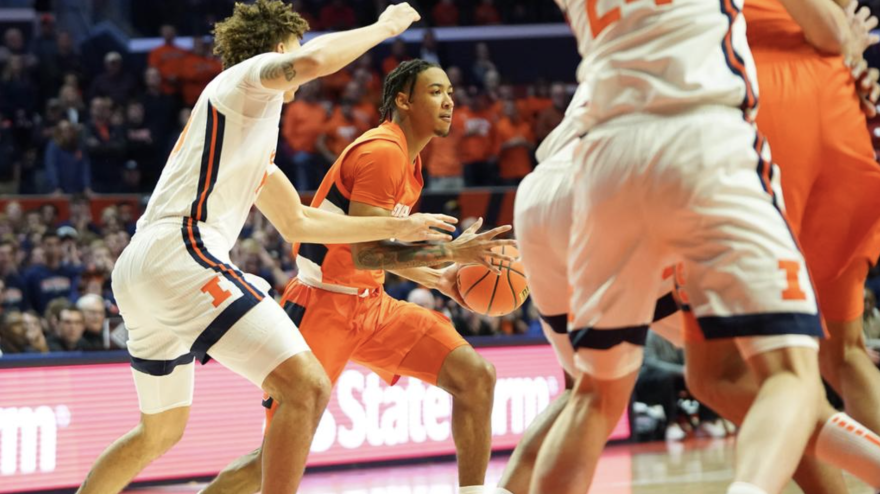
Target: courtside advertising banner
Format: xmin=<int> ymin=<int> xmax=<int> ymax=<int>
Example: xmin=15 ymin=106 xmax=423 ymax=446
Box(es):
xmin=0 ymin=345 xmax=630 ymax=492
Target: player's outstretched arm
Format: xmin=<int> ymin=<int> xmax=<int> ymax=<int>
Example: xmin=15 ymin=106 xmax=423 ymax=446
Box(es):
xmin=348 ymin=201 xmax=516 ymax=271
xmin=259 ymin=3 xmax=420 ymax=92
xmin=778 ymin=0 xmax=852 ymax=54
xmin=255 ymin=167 xmax=457 ymax=244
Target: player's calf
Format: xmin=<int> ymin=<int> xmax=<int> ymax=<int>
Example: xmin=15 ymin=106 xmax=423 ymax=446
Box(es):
xmin=731 ymin=340 xmax=823 ymax=494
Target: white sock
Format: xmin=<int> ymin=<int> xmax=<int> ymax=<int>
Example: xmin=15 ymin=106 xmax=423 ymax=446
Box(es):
xmin=459 ymin=487 xmax=487 ymax=494
xmin=815 ymin=412 xmax=880 ymax=489
xmin=492 ymin=489 xmax=514 ymax=494
xmin=727 ymin=482 xmax=768 ymax=494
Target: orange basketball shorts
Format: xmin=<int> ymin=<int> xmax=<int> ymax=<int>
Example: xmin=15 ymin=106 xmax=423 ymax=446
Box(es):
xmin=264 ymin=278 xmax=469 ymax=427
xmin=754 ymin=51 xmax=880 ymax=321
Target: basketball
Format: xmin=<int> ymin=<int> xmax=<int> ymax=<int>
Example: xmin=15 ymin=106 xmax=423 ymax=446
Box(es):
xmin=457 ymin=245 xmax=530 ymax=316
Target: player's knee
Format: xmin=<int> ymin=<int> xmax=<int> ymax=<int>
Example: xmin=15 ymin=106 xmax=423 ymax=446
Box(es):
xmin=138 ymin=419 xmax=186 ymax=454
xmin=275 ymin=359 xmax=331 ymax=415
xmin=441 ymin=348 xmax=495 ymax=400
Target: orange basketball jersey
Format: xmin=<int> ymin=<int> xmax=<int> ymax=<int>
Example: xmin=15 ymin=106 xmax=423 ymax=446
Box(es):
xmin=294 ymin=121 xmax=424 ymax=291
xmin=743 ymin=0 xmax=815 ymax=56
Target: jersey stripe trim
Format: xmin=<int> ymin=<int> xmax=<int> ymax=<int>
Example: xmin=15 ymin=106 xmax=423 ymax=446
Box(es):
xmin=719 ymin=0 xmax=757 ymax=118
xmin=181 ymin=217 xmax=265 ymax=301
xmin=190 ymin=294 xmax=261 ymax=364
xmin=696 ymin=312 xmax=823 ymax=339
xmin=130 ymin=352 xmax=195 ymax=376
xmin=190 ymin=101 xmax=226 ymax=222
xmin=569 ymin=325 xmax=650 ymax=350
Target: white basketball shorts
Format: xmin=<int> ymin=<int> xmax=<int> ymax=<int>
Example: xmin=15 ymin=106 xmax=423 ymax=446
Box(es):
xmin=567 ymin=107 xmax=823 ymax=378
xmin=113 ymin=219 xmax=309 ymax=414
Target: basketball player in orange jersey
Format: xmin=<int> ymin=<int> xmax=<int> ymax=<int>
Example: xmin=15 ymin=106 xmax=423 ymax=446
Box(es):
xmin=72 ymin=3 xmax=479 ymax=494
xmin=202 ymin=59 xmax=515 ymax=494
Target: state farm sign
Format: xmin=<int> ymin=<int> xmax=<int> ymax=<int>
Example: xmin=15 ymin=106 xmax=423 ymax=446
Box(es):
xmin=0 ymin=345 xmax=629 ymax=492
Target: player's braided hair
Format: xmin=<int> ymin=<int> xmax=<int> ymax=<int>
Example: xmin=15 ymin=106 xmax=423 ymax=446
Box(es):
xmin=213 ymin=0 xmax=310 ymax=69
xmin=380 ymin=59 xmax=440 ymax=122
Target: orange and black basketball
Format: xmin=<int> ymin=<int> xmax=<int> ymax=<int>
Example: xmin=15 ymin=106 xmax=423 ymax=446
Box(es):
xmin=457 ymin=246 xmax=529 ymax=316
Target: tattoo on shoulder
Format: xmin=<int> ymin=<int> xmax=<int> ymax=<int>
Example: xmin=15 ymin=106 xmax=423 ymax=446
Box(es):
xmin=260 ymin=60 xmax=297 ymax=82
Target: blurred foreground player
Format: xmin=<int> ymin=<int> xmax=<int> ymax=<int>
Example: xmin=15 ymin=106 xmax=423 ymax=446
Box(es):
xmin=74 ymin=3 xmax=466 ymax=494
xmin=530 ymin=0 xmax=827 ymax=493
xmin=203 ymin=60 xmax=515 ymax=494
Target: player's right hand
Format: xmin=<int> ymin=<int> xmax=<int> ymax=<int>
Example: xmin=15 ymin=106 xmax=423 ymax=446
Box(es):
xmin=377 ymin=2 xmax=421 ymax=38
xmin=396 ymin=213 xmax=458 ymax=243
xmin=448 ymin=218 xmax=518 ymax=274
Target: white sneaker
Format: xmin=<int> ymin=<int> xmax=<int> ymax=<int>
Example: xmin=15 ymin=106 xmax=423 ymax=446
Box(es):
xmin=665 ymin=422 xmax=686 ymax=441
xmin=700 ymin=420 xmax=728 ymax=438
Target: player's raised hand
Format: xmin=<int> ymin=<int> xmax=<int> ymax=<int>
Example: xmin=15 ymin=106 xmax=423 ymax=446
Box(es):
xmin=845 ymin=1 xmax=880 ymax=65
xmin=396 ymin=213 xmax=458 ymax=242
xmin=378 ymin=2 xmax=421 ymax=38
xmin=448 ymin=218 xmax=517 ymax=274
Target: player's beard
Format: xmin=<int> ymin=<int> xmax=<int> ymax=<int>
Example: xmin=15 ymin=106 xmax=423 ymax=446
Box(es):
xmin=435 ymin=123 xmax=452 ymax=138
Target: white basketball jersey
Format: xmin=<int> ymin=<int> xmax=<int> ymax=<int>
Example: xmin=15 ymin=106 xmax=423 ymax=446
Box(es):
xmin=137 ymin=53 xmax=286 ymax=248
xmin=554 ymin=0 xmax=758 ymax=131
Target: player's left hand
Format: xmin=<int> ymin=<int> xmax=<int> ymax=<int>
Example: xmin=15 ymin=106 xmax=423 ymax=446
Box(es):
xmin=853 ymin=59 xmax=880 ymax=117
xmin=436 ymin=264 xmax=471 ymax=310
xmin=844 ymin=0 xmax=880 ymax=67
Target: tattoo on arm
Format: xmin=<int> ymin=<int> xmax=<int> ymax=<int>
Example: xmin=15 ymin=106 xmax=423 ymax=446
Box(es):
xmin=355 ymin=242 xmax=450 ymax=270
xmin=260 ymin=60 xmax=297 ymax=82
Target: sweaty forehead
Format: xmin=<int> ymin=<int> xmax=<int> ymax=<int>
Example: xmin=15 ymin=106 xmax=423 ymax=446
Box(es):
xmin=415 ymin=67 xmax=452 ymax=90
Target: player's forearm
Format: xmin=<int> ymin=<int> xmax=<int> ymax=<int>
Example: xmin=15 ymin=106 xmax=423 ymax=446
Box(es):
xmin=387 ymin=267 xmax=443 ymax=289
xmin=292 ymin=207 xmax=407 ymax=244
xmin=780 ymin=0 xmax=850 ymax=54
xmin=352 ymin=242 xmax=453 ymax=270
xmin=299 ymin=23 xmax=396 ymax=79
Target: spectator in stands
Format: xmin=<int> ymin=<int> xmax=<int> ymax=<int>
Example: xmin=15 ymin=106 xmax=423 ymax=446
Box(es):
xmin=420 ymin=29 xmax=442 ymax=66
xmin=51 ymin=32 xmax=84 ymax=94
xmin=520 ymin=79 xmax=552 ymax=124
xmin=352 ymin=54 xmax=382 ymax=104
xmin=408 ymin=288 xmax=436 ymax=310
xmin=317 ymin=99 xmax=369 ymax=163
xmin=22 ymin=309 xmax=48 ymax=353
xmin=495 ymin=100 xmax=534 ymax=185
xmin=47 ymin=306 xmax=87 ymax=352
xmin=474 ymin=0 xmax=501 ymax=25
xmin=179 ymin=37 xmax=222 ymax=107
xmin=84 ymin=97 xmax=127 ymax=192
xmin=41 ymin=204 xmax=59 ymax=229
xmin=76 ymin=293 xmax=109 ymax=350
xmin=0 ymin=246 xmax=24 ymax=312
xmin=33 ymin=98 xmax=66 ymax=158
xmin=24 ymin=232 xmax=81 ymax=314
xmin=423 ymin=91 xmax=466 ymax=191
xmin=117 ymin=201 xmax=138 ymax=236
xmin=460 ymin=91 xmax=496 ymax=186
xmin=0 ymin=28 xmax=36 ymax=69
xmin=58 ymin=84 xmax=85 ymax=124
xmin=0 ymin=55 xmax=38 ymax=117
xmin=89 ymin=52 xmax=137 ymax=106
xmin=45 ymin=119 xmax=92 ymax=195
xmin=281 ymin=80 xmax=328 ymax=189
xmin=432 ymin=0 xmax=460 ymax=27
xmin=536 ymin=82 xmax=568 ymax=142
xmin=320 ymin=0 xmax=357 ymax=31
xmin=291 ymin=0 xmax=319 ymax=30
xmin=342 ymin=81 xmax=379 ymax=127
xmin=471 ymin=42 xmax=496 ymax=86
xmin=140 ymin=68 xmax=177 ymax=177
xmin=0 ymin=310 xmax=29 ymax=354
xmin=0 ymin=110 xmax=19 ymax=193
xmin=31 ymin=14 xmax=60 ymax=102
xmin=504 ymin=1 xmax=533 ymax=24
xmin=148 ymin=24 xmax=187 ymax=95
xmin=447 ymin=65 xmax=464 ymax=87
xmin=60 ymin=194 xmax=100 ymax=236
xmin=124 ymin=101 xmax=160 ymax=187
xmin=382 ymin=38 xmax=411 ymax=76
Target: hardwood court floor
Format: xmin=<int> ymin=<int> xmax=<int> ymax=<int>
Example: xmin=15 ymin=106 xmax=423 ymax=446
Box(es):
xmin=128 ymin=438 xmax=874 ymax=494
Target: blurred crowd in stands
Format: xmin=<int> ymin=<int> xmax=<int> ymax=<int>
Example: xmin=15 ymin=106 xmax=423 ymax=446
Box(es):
xmin=1 ymin=6 xmax=572 ymax=196
xmin=0 ymin=195 xmax=545 ymax=356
